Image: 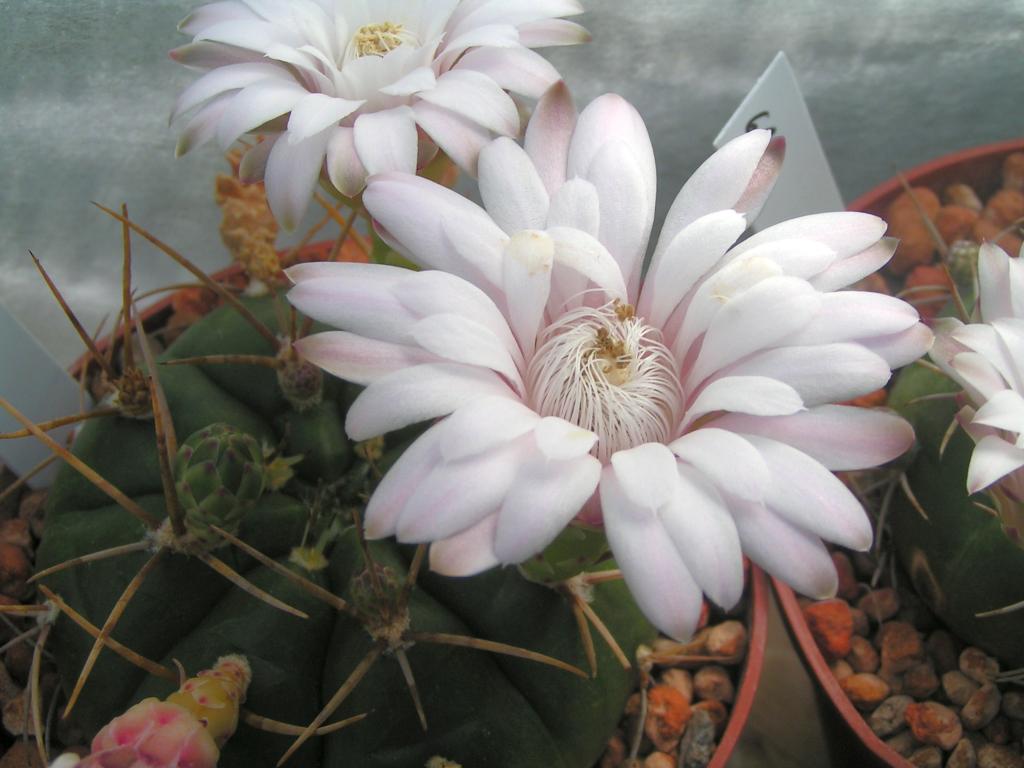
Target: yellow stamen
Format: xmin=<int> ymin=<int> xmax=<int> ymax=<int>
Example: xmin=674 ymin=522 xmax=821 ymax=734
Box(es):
xmin=353 ymin=22 xmax=407 ymax=57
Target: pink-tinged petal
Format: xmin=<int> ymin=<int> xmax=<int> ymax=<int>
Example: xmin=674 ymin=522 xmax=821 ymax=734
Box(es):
xmin=609 ymin=442 xmax=679 ymax=514
xmin=949 ymin=351 xmax=1008 ymax=403
xmin=545 ymin=178 xmax=598 ymax=233
xmin=412 ymin=100 xmax=492 ymax=176
xmin=409 ymin=313 xmax=524 ymax=391
xmin=661 ymin=467 xmax=744 ymax=608
xmin=170 ymin=62 xmax=282 ymax=122
xmin=285 ymin=260 xmax=400 ymax=283
xmin=479 ymin=138 xmax=551 ymax=234
xmin=689 ymin=276 xmax=822 ymax=387
xmin=396 ymin=441 xmax=525 ymax=542
xmin=325 ymin=126 xmax=367 ymax=198
xmin=723 ymin=343 xmax=892 ymax=406
xmin=430 ymin=514 xmax=501 ymax=576
xmin=263 ymin=43 xmax=334 ymax=92
xmin=967 ymin=434 xmax=1024 ymax=493
xmin=524 ymin=80 xmax=576 ymax=195
xmin=951 ymin=324 xmax=1019 ymax=390
xmin=601 ymin=468 xmax=704 ymax=641
xmin=418 ymin=70 xmax=520 ymax=137
xmin=516 ymin=18 xmax=591 ymax=46
xmin=169 ymin=41 xmax=265 ymax=69
xmin=668 ymin=428 xmax=769 ymax=502
xmin=364 ymin=421 xmax=445 ymax=538
xmin=175 ymin=92 xmax=234 ymax=157
xmin=353 ymin=107 xmax=419 ymax=176
xmin=346 ymin=363 xmax=516 ymax=440
xmin=533 ymin=417 xmax=598 ymax=459
xmin=457 ymin=47 xmax=561 ymax=99
xmin=238 ymin=136 xmax=277 ymax=182
xmin=687 ymin=376 xmax=804 ymax=421
xmin=729 ymin=212 xmax=887 ymax=262
xmin=263 ymin=126 xmax=332 ymax=230
xmin=733 ymin=135 xmax=785 ymax=222
xmin=438 ymin=23 xmax=519 ymax=64
xmin=178 ymin=2 xmax=260 ymax=36
xmin=450 ymin=0 xmax=584 ymax=36
xmin=640 ymin=211 xmax=747 ymax=328
xmin=712 ymin=405 xmax=915 ymax=471
xmin=295 ymin=331 xmax=436 ymax=385
xmin=724 ymin=238 xmax=836 ymax=281
xmin=493 ymin=453 xmax=601 ymax=563
xmin=929 ymin=317 xmax=967 ymax=369
xmin=288 ymin=268 xmax=416 ymax=341
xmin=860 ymin=323 xmax=934 ymax=369
xmin=746 ymin=436 xmax=873 ymax=551
xmin=439 ymin=397 xmax=539 ymax=462
xmin=655 ymin=130 xmax=771 ymax=260
xmin=784 ymin=291 xmax=920 ymax=347
xmin=978 ymin=242 xmax=1017 ymax=322
xmin=728 ymin=496 xmax=838 ymax=599
xmin=547 ymin=226 xmax=628 ymax=301
xmin=215 ymin=80 xmax=306 ymax=148
xmin=364 ymin=173 xmax=507 ymax=290
xmin=193 ymin=19 xmax=303 ymax=53
xmin=810 ymin=238 xmax=898 ymax=292
xmin=972 ymin=389 xmax=1024 ymax=435
xmin=380 ymin=66 xmax=437 ymax=96
xmin=502 ymin=230 xmax=553 ymax=357
xmin=287 ymin=93 xmax=363 ymax=143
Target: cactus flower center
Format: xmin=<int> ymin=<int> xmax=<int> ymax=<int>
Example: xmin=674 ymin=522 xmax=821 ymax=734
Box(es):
xmin=526 ymin=301 xmax=683 ymax=462
xmin=350 ymin=22 xmax=417 ymax=59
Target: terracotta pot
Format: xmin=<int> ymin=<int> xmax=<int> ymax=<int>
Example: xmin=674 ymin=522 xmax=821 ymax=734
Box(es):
xmin=774 ymin=137 xmax=1024 ymax=768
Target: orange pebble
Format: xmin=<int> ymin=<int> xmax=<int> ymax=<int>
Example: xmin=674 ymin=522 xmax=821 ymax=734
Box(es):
xmin=643 ymin=685 xmax=692 ymax=752
xmin=886 ymin=188 xmax=940 ymax=276
xmin=935 ymin=205 xmax=979 ymax=245
xmin=983 ymin=188 xmax=1024 ymax=228
xmin=974 ymin=218 xmax=1023 ymax=257
xmin=903 ymin=264 xmax=953 ymax=319
xmin=803 ymin=599 xmax=854 ymax=661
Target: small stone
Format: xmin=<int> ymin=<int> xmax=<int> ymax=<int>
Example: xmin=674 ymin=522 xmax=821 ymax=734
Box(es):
xmin=927 ymin=630 xmax=960 ymax=674
xmin=706 ymin=620 xmax=746 ymax=658
xmin=905 ymin=701 xmax=963 ymax=750
xmin=679 ymin=708 xmax=716 ymax=768
xmin=977 ymin=743 xmax=1024 ymax=768
xmin=962 ymin=684 xmax=1002 ymax=730
xmin=945 ymin=183 xmax=985 ymax=211
xmin=936 ymin=205 xmax=980 ymax=245
xmin=903 ymin=265 xmax=954 ymax=320
xmin=840 ymin=673 xmax=891 ymax=711
xmin=885 ymin=730 xmax=918 ymax=758
xmin=849 ymin=635 xmax=880 ymax=674
xmin=886 ymin=187 xmax=942 ymax=275
xmin=983 ymin=188 xmax=1024 ymax=228
xmin=909 ymin=746 xmax=943 ymax=768
xmin=831 ymin=659 xmax=854 ymax=681
xmin=16 ymin=490 xmax=45 ymax=541
xmin=1001 ymin=690 xmax=1024 ymax=721
xmin=943 ymin=671 xmax=980 ymax=706
xmin=694 ymin=665 xmax=734 ymax=704
xmin=0 ymin=741 xmax=44 ymax=768
xmin=974 ymin=218 xmax=1023 ymax=259
xmin=4 ymin=642 xmax=33 ymax=684
xmin=850 ymin=607 xmax=869 ymax=637
xmin=643 ymin=753 xmax=675 ymax=768
xmin=644 ymin=685 xmax=692 ymax=752
xmin=982 ymin=715 xmax=1011 ymax=745
xmin=904 ymin=663 xmax=940 ymax=700
xmin=832 ymin=552 xmax=860 ymax=601
xmin=857 ymin=588 xmax=901 ymax=623
xmin=850 ymin=551 xmax=877 ymax=580
xmin=870 ymin=695 xmax=914 ymax=737
xmin=0 ymin=520 xmax=30 ymax=553
xmin=803 ymin=599 xmax=854 ymax=661
xmin=1008 ymin=718 xmax=1024 ymax=742
xmin=660 ymin=668 xmax=693 ymax=704
xmin=947 ymin=738 xmax=977 ymax=768
xmin=0 ymin=544 xmax=31 ymax=600
xmin=2 ymin=691 xmax=33 ymax=736
xmin=692 ymin=699 xmax=728 ymax=737
xmin=879 ymin=664 xmax=905 ymax=696
xmin=879 ymin=621 xmax=925 ymax=674
xmin=960 ymin=647 xmax=999 ymax=685
xmin=1003 ymin=153 xmax=1024 ymax=191
xmin=897 ymin=587 xmax=938 ymax=633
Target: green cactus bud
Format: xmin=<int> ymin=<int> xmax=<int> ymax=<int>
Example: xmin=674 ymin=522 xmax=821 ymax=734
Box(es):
xmin=948 ymin=239 xmax=980 ymax=289
xmin=174 ymin=423 xmax=266 ymax=546
xmin=276 ymin=347 xmax=323 ymax=413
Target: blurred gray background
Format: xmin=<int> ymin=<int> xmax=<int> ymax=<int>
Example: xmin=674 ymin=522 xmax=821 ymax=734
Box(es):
xmin=1 ymin=0 xmax=1022 ymax=367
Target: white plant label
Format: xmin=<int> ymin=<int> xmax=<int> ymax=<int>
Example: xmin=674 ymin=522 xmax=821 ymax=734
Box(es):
xmin=715 ymin=51 xmax=844 ymax=229
xmin=0 ymin=303 xmax=88 ymax=487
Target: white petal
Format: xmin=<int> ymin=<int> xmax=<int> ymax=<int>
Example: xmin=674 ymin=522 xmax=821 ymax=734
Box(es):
xmin=439 ymin=397 xmax=539 ymax=462
xmin=479 ymin=138 xmax=551 ymax=234
xmin=730 ymin=212 xmax=887 ymax=263
xmin=175 ymin=92 xmax=234 ymax=156
xmin=971 ymin=388 xmax=1024 ymax=434
xmin=170 ymin=41 xmax=265 ymax=69
xmin=194 ymin=19 xmax=302 ymax=53
xmin=661 ymin=467 xmax=744 ymax=608
xmin=178 ymin=1 xmax=260 ymax=36
xmin=711 ymin=405 xmax=915 ymax=471
xmin=861 ymin=323 xmax=935 ymax=369
xmin=601 ymin=467 xmax=704 ymax=641
xmin=418 ymin=69 xmax=520 ymax=136
xmin=545 ymin=177 xmax=598 ymax=233
xmin=547 ymin=226 xmax=628 ymax=301
xmin=287 ymin=93 xmax=362 ymax=143
xmin=346 ymin=363 xmax=516 ymax=440
xmin=294 ymin=331 xmax=436 ymax=385
xmin=502 ymin=230 xmax=553 ymax=357
xmin=380 ymin=65 xmax=437 ymax=96
xmin=609 ymin=442 xmax=679 ymax=514
xmin=668 ymin=428 xmax=769 ymax=501
xmin=967 ymin=434 xmax=1024 ymax=493
xmin=264 ymin=127 xmax=331 ymax=230
xmin=810 ymin=238 xmax=898 ymax=292
xmin=171 ymin=62 xmax=282 ymax=122
xmin=725 ymin=238 xmax=836 ymax=280
xmin=687 ymin=376 xmax=804 ymax=421
xmin=728 ymin=496 xmax=838 ymax=599
xmin=533 ymin=417 xmax=598 ymax=459
xmin=747 ymin=436 xmax=873 ymax=550
xmin=238 ymin=136 xmax=277 ymax=182
xmin=457 ymin=46 xmax=561 ymax=99
xmin=516 ymin=18 xmax=591 ymax=47
xmin=412 ymin=100 xmax=493 ymax=176
xmin=784 ymin=291 xmax=920 ymax=347
xmin=451 ymin=0 xmax=584 ymax=35
xmin=978 ymin=242 xmax=1018 ymax=322
xmin=524 ymin=80 xmax=576 ymax=195
xmin=409 ymin=313 xmax=523 ymax=390
xmin=365 ymin=420 xmax=445 ymax=539
xmin=429 ymin=514 xmax=501 ymax=576
xmin=215 ymin=80 xmax=306 ymax=148
xmin=352 ymin=106 xmax=418 ymax=176
xmin=325 ymin=126 xmax=368 ymax=198
xmin=949 ymin=351 xmax=1008 ymax=403
xmin=493 ymin=453 xmax=601 ymax=563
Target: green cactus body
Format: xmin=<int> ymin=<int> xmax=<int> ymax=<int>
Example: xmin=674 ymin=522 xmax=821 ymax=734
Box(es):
xmin=889 ymin=360 xmax=1024 ymax=667
xmin=36 ymin=296 xmax=655 ymax=767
